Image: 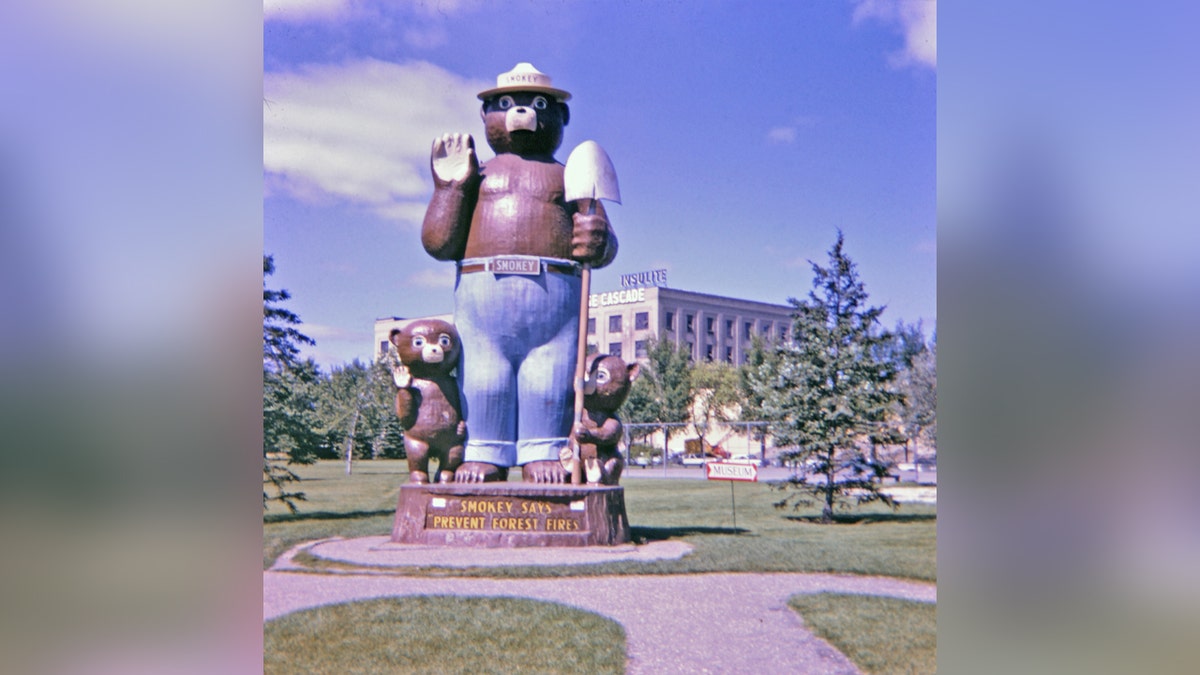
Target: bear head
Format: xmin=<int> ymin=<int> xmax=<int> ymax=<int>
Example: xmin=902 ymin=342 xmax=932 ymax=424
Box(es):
xmin=481 ymin=91 xmax=569 ymax=159
xmin=389 ymin=319 xmax=460 ymax=379
xmin=584 ymin=353 xmax=640 ymax=413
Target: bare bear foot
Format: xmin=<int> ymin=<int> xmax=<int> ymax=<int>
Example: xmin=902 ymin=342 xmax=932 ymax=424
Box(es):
xmin=522 ymin=459 xmax=570 ymax=484
xmin=454 ymin=462 xmax=508 ymax=483
xmin=409 ymin=470 xmax=430 ymax=484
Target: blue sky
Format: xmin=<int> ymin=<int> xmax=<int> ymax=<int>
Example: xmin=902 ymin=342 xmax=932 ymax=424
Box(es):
xmin=264 ymin=0 xmax=936 ymax=368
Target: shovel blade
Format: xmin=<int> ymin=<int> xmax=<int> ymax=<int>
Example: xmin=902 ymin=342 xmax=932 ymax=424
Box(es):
xmin=564 ymin=140 xmax=621 ymax=204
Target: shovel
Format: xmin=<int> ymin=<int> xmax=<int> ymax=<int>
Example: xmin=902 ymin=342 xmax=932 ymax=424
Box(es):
xmin=563 ymin=140 xmax=621 ymax=485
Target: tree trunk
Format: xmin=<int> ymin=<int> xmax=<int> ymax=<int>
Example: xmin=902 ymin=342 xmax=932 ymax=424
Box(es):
xmin=822 ymin=448 xmax=835 ymax=523
xmin=345 ymin=408 xmax=359 ymax=475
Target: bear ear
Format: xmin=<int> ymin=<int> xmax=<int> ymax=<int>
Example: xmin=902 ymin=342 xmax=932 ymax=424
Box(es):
xmin=559 ymin=101 xmax=570 ymax=126
xmin=626 ymin=362 xmax=640 ymax=382
xmin=389 ymin=328 xmax=403 ymax=345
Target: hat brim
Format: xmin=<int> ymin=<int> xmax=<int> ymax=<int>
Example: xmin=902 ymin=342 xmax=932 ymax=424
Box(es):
xmin=477 ymin=84 xmax=572 ymax=102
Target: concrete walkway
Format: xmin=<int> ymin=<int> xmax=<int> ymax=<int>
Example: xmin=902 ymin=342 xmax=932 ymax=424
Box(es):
xmin=264 ymin=540 xmax=936 ymax=674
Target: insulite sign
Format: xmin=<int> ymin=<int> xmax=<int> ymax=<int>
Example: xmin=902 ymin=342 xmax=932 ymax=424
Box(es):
xmin=619 ymin=269 xmax=668 ymax=289
xmin=705 ymin=461 xmax=759 ymax=482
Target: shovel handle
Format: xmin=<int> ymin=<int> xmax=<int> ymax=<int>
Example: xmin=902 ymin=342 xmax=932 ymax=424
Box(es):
xmin=572 ymin=264 xmax=591 ymax=486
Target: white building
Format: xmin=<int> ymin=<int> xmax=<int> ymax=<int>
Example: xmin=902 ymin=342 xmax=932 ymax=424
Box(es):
xmin=373 ymin=284 xmax=793 ymax=365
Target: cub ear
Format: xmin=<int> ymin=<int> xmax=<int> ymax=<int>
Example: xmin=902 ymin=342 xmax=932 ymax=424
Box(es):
xmin=626 ymin=362 xmax=640 ymax=382
xmin=389 ymin=328 xmax=403 ymax=346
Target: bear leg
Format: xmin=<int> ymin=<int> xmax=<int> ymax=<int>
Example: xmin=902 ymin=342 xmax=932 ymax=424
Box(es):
xmin=405 ymin=437 xmax=431 ymax=484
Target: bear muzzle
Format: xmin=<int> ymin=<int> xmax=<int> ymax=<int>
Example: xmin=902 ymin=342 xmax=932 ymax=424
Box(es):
xmin=506 ymin=107 xmax=538 ymax=133
xmin=422 ymin=344 xmax=445 ymax=363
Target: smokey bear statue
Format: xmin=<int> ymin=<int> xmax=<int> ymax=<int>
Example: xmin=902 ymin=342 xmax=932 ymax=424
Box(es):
xmin=389 ymin=319 xmax=466 ymax=484
xmin=421 ymin=63 xmax=617 ymax=484
xmin=567 ymin=354 xmax=639 ymax=485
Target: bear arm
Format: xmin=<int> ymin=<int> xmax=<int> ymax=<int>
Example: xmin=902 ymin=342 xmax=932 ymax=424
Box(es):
xmin=588 ymin=416 xmax=623 ymax=446
xmin=596 ymin=225 xmax=618 ymax=269
xmin=394 ymin=388 xmax=419 ymax=430
xmin=570 ymin=200 xmax=617 ymax=268
xmin=422 ymin=181 xmax=478 ymax=261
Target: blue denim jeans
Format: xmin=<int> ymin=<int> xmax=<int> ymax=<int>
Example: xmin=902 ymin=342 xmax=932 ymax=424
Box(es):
xmin=454 ymin=256 xmax=580 ymax=467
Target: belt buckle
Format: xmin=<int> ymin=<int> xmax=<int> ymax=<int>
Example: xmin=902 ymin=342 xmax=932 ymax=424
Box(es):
xmin=488 ymin=257 xmax=542 ymax=276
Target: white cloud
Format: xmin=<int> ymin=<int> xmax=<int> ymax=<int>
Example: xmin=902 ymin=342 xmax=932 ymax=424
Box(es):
xmin=852 ymin=0 xmax=936 ymax=70
xmin=403 ymin=25 xmax=449 ymax=49
xmin=264 ymin=59 xmax=490 ymax=224
xmin=766 ymin=116 xmax=818 ymax=145
xmin=302 ymin=322 xmax=364 ymax=341
xmin=264 ymin=0 xmax=354 ymax=23
xmin=767 ymin=127 xmax=797 ymax=145
xmin=406 ymin=267 xmax=456 ymax=289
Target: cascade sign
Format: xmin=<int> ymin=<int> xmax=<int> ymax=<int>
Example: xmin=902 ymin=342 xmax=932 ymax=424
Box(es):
xmin=705 ymin=461 xmax=759 ymax=482
xmin=589 ymin=288 xmax=645 ymax=308
xmin=619 ymin=268 xmax=668 ymax=289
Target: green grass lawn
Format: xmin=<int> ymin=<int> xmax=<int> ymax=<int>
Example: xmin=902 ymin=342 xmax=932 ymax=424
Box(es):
xmin=265 ymin=460 xmax=936 ymax=581
xmin=788 ymin=593 xmax=936 ymax=675
xmin=265 ymin=596 xmax=626 ymax=675
xmin=264 ymin=460 xmax=936 ymax=672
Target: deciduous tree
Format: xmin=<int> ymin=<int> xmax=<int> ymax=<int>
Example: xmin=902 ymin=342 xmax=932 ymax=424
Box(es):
xmin=621 ymin=338 xmax=693 ymax=460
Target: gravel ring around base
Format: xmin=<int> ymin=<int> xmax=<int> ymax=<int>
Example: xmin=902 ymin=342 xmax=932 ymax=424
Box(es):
xmin=273 ymin=535 xmax=695 ymax=572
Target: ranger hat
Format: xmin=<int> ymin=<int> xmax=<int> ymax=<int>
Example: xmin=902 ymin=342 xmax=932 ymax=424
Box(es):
xmin=477 ymin=62 xmax=571 ymax=102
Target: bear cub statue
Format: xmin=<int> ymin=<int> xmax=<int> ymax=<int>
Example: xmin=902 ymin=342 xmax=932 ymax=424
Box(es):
xmin=389 ymin=319 xmax=466 ymax=484
xmin=567 ymin=354 xmax=640 ymax=485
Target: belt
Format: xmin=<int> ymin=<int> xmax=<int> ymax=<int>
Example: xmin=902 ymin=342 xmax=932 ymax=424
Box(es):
xmin=458 ymin=257 xmax=580 ymax=277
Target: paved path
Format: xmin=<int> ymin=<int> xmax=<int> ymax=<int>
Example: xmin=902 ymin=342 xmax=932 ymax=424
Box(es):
xmin=265 ymin=563 xmax=935 ymax=674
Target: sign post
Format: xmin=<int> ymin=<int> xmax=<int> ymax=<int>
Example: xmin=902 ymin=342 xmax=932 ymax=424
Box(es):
xmin=705 ymin=461 xmax=758 ymax=531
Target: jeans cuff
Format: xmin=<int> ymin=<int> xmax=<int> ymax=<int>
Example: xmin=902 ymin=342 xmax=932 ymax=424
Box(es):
xmin=516 ymin=437 xmax=569 ymax=465
xmin=463 ymin=440 xmax=517 ymax=467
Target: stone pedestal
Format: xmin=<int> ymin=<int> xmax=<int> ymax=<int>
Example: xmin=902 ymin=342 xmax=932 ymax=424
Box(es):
xmin=392 ymin=483 xmax=631 ymax=547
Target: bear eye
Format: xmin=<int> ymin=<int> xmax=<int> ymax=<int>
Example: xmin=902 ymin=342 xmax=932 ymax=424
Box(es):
xmin=498 ymin=95 xmax=515 ymax=110
xmin=438 ymin=334 xmax=452 ymax=348
xmin=412 ymin=336 xmax=426 ymax=348
xmin=532 ymin=96 xmax=548 ymax=110
xmin=595 ymin=368 xmax=610 ymax=385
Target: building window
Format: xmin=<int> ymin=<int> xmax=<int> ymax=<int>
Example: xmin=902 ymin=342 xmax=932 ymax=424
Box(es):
xmin=609 ymin=315 xmax=622 ymax=332
xmin=684 ymin=342 xmax=693 ymax=359
xmin=685 ymin=314 xmax=694 ymax=332
xmin=635 ymin=340 xmax=648 ymax=357
xmin=744 ymin=321 xmax=753 ymax=340
xmin=635 ymin=311 xmax=649 ymax=330
xmin=725 ymin=319 xmax=734 ymax=339
xmin=586 ymin=342 xmax=598 ymax=355
xmin=762 ymin=323 xmax=771 ymax=336
xmin=704 ymin=344 xmax=715 ymax=361
xmin=725 ymin=346 xmax=733 ymax=363
xmin=587 ymin=317 xmax=596 ymax=334
xmin=608 ymin=342 xmax=622 ymax=358
xmin=665 ymin=311 xmax=675 ymax=331
xmin=706 ymin=317 xmax=715 ymax=335
xmin=379 ymin=340 xmax=389 ymax=355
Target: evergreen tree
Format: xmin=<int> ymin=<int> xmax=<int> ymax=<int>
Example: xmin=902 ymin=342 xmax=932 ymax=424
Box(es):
xmin=263 ymin=255 xmax=316 ymax=512
xmin=746 ymin=232 xmax=902 ymax=522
